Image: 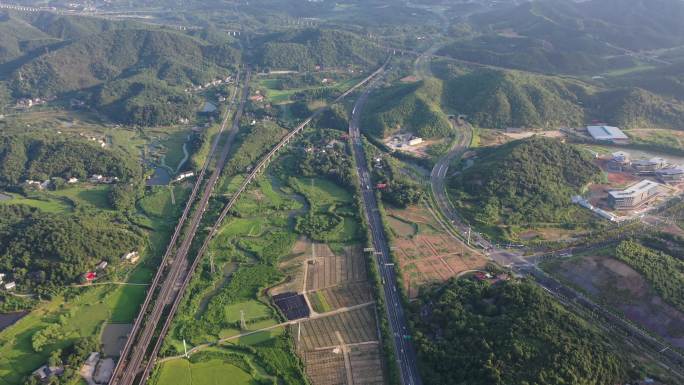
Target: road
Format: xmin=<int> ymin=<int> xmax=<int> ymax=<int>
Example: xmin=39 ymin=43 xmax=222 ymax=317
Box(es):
xmin=348 ymin=78 xmax=423 ymax=385
xmin=109 ymin=71 xmax=251 ymax=385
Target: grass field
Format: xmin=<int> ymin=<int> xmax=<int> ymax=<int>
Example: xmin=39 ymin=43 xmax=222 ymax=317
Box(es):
xmin=49 ymin=185 xmax=113 ymax=210
xmin=155 ymin=359 xmax=253 ymax=385
xmin=159 ymin=129 xmax=191 ymax=171
xmin=139 ymin=185 xmax=191 ymax=219
xmin=0 ymin=192 xmax=72 ymax=213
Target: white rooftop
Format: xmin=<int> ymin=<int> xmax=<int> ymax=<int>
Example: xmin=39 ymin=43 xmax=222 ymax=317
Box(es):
xmin=609 ymin=180 xmax=661 ymax=199
xmin=587 ymin=125 xmax=628 ymax=141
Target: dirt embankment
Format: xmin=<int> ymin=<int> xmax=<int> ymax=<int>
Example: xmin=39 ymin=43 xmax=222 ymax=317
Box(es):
xmin=548 ymin=255 xmax=684 ymax=348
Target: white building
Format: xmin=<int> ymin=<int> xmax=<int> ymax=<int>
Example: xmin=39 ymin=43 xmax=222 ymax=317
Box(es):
xmin=608 ymin=180 xmax=662 ymax=210
xmin=122 ymin=251 xmax=140 ymax=264
xmin=587 ymin=125 xmax=629 ymax=143
xmin=173 ymin=171 xmax=195 ymax=183
xmin=4 ymin=281 xmax=16 ymax=291
xmin=408 ymin=137 xmax=423 ymax=146
xmin=96 ymin=261 xmax=108 ymax=270
xmin=656 ymin=166 xmax=684 ymax=183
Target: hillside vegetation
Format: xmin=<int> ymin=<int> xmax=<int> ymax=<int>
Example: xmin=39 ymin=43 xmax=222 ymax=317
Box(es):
xmin=441 ymin=69 xmax=587 ymax=129
xmin=2 ymin=17 xmax=239 ymax=126
xmin=412 ymin=279 xmax=629 ymax=385
xmin=361 ymin=78 xmax=452 ymax=138
xmin=0 ymin=135 xmax=141 ymax=186
xmin=443 ymin=0 xmax=684 ymax=74
xmin=448 ymin=137 xmax=601 ymax=225
xmin=255 ymin=28 xmax=386 ymax=71
xmin=434 ymin=64 xmax=684 ymax=130
xmin=0 ymin=204 xmax=143 ymax=292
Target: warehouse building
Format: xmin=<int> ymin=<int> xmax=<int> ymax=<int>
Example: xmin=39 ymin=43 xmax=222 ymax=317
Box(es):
xmin=631 ymin=157 xmax=667 ymax=174
xmin=587 ymin=125 xmax=629 ymax=143
xmin=656 ymin=166 xmax=684 ymax=183
xmin=608 ymin=180 xmax=663 ymax=210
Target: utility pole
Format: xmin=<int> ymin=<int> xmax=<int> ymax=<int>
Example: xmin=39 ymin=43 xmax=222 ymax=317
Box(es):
xmin=467 ymin=226 xmax=471 ymax=245
xmin=183 ymin=339 xmax=188 ymax=358
xmin=240 ymin=310 xmax=246 ymax=330
xmin=209 ymin=252 xmax=215 ymax=274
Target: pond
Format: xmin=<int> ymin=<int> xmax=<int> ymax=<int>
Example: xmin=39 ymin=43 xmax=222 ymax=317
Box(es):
xmin=146 ymin=166 xmax=172 ymax=186
xmin=0 ymin=311 xmax=28 ymax=333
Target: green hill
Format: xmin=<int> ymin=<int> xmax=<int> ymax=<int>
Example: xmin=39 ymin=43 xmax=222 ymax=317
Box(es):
xmin=436 ymin=65 xmax=684 ymax=130
xmin=361 ymin=78 xmax=452 ymax=138
xmin=6 ymin=26 xmax=239 ymax=126
xmin=445 ymin=0 xmax=684 ymax=74
xmin=255 ymin=28 xmax=386 ymax=71
xmin=412 ymin=279 xmax=630 ymax=385
xmin=441 ymin=69 xmax=588 ymax=129
xmin=0 ymin=134 xmax=141 ymax=187
xmin=591 ymin=88 xmax=684 ymax=129
xmin=11 ymin=28 xmax=239 ymax=97
xmin=448 ymin=137 xmax=601 ymax=225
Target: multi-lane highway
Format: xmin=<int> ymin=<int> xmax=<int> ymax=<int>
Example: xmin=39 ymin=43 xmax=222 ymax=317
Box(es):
xmin=109 ymin=71 xmax=251 ymax=385
xmin=348 ymin=78 xmax=423 ymax=385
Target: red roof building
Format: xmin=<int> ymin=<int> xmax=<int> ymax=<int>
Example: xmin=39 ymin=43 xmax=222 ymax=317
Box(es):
xmin=85 ymin=272 xmax=97 ymax=281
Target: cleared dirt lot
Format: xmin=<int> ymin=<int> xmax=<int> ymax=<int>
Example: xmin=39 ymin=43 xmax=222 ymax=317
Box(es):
xmin=546 ymin=255 xmax=684 ymax=349
xmin=305 ymin=245 xmax=367 ymax=291
xmin=295 ymin=305 xmax=384 ymax=385
xmin=387 ymin=205 xmax=488 ymax=297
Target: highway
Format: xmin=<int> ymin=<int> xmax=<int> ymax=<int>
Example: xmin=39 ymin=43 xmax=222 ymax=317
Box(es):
xmin=109 ymin=70 xmax=251 ymax=385
xmin=348 ymin=78 xmax=423 ymax=385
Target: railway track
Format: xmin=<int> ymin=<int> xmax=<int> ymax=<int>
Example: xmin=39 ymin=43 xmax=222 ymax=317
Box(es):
xmin=122 ymin=58 xmax=391 ymax=384
xmin=108 ymin=70 xmax=251 ymax=385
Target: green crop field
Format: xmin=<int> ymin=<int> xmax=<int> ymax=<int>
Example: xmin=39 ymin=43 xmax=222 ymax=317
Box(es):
xmin=139 ymin=185 xmax=191 ymax=219
xmin=49 ymin=185 xmax=113 ymax=210
xmin=0 ymin=193 xmax=72 ymax=213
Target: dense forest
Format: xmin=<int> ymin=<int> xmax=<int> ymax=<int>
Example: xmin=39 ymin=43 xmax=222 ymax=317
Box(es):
xmin=439 ymin=68 xmax=587 ymax=129
xmin=255 ymin=28 xmax=386 ymax=71
xmin=0 ymin=13 xmax=240 ymax=126
xmin=0 ymin=205 xmax=143 ymax=292
xmin=411 ymin=279 xmax=629 ymax=385
xmin=362 ymin=78 xmax=452 ymax=138
xmin=440 ymin=0 xmax=684 ymax=75
xmin=0 ymin=135 xmax=141 ymax=187
xmin=434 ymin=64 xmax=684 ymax=130
xmin=448 ymin=137 xmax=601 ymax=225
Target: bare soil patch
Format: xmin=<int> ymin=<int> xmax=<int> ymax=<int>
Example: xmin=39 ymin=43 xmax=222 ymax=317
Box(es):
xmin=547 ymin=255 xmax=684 ymax=348
xmin=387 ymin=205 xmax=487 ymax=297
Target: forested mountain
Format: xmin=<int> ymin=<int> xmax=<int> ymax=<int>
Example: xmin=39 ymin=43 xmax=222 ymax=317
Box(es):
xmin=440 ymin=68 xmax=587 ymax=129
xmin=254 ymin=28 xmax=386 ymax=71
xmin=591 ymin=88 xmax=684 ymax=129
xmin=434 ymin=64 xmax=684 ymax=130
xmin=448 ymin=137 xmax=601 ymax=225
xmin=361 ymin=78 xmax=452 ymax=138
xmin=412 ymin=279 xmax=630 ymax=385
xmin=11 ymin=28 xmax=238 ymax=97
xmin=444 ymin=0 xmax=684 ymax=74
xmin=0 ymin=135 xmax=141 ymax=186
xmin=0 ymin=12 xmax=240 ymax=126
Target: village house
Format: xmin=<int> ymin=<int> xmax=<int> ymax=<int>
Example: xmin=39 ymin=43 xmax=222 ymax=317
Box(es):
xmin=4 ymin=281 xmax=16 ymax=291
xmin=33 ymin=364 xmax=64 ymax=382
xmin=173 ymin=171 xmax=195 ymax=183
xmin=96 ymin=261 xmax=108 ymax=271
xmin=122 ymin=251 xmax=140 ymax=264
